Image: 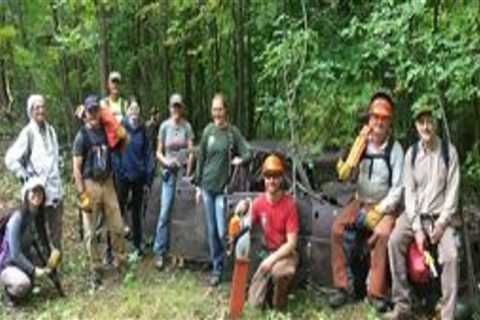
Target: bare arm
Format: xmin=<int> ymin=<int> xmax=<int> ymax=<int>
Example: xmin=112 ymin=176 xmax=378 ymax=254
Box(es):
xmin=72 ymin=156 xmax=85 ymax=193
xmin=268 ymin=232 xmax=297 ymax=265
xmin=156 ymin=140 xmax=171 ymax=167
xmin=186 ymin=139 xmax=194 ymax=177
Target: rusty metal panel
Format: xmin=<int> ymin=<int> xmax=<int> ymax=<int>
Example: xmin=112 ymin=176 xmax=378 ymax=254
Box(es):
xmin=309 ymin=236 xmax=333 ymax=287
xmin=311 ymin=199 xmax=339 ymax=239
xmin=296 ymin=191 xmax=313 ymax=236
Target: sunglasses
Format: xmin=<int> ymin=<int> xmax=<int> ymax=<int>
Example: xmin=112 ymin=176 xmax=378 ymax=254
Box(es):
xmin=371 ymin=113 xmax=390 ymax=122
xmin=264 ymin=174 xmax=282 ymax=180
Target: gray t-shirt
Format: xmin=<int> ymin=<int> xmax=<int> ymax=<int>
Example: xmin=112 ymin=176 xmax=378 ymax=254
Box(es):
xmin=72 ymin=126 xmax=111 ymax=180
xmin=157 ymin=119 xmax=194 ymax=164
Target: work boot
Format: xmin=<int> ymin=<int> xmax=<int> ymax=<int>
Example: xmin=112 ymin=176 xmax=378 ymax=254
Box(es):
xmin=154 ymin=256 xmax=165 ymax=271
xmin=209 ymin=274 xmax=221 ymax=287
xmin=328 ymin=288 xmax=354 ymax=308
xmin=369 ymin=296 xmax=390 ymax=313
xmin=382 ymin=306 xmax=412 ymax=320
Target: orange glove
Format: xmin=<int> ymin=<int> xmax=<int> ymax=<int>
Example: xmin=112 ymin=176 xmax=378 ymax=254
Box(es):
xmin=228 ymin=214 xmax=241 ymax=242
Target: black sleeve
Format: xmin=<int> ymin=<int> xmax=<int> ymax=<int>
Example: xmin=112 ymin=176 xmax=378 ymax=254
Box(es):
xmin=72 ymin=130 xmax=85 ymax=157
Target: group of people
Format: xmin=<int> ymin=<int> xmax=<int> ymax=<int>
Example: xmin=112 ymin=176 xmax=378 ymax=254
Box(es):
xmin=0 ymin=71 xmax=461 ymax=320
xmin=329 ymin=93 xmax=460 ymax=320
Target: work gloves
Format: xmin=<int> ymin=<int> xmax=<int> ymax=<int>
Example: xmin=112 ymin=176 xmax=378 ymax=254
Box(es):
xmin=78 ymin=191 xmax=92 ymax=212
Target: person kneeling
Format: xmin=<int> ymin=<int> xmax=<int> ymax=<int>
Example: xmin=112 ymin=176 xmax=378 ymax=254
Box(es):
xmin=0 ymin=178 xmax=53 ymax=308
xmin=243 ymin=154 xmax=299 ymax=310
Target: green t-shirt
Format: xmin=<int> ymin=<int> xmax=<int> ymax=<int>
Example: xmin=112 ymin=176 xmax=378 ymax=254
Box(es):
xmin=195 ymin=123 xmax=251 ymax=193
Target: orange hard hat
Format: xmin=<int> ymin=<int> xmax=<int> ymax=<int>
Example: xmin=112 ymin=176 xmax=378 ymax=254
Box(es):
xmin=262 ymin=154 xmax=284 ymax=176
xmin=369 ymin=96 xmax=393 ymax=118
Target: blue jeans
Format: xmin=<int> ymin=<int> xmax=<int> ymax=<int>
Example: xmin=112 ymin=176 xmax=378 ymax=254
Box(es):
xmin=153 ymin=170 xmax=177 ymax=257
xmin=202 ymin=190 xmax=225 ymax=276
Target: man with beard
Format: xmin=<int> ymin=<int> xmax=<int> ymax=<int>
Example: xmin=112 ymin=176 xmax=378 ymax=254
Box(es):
xmin=384 ymin=101 xmax=460 ymax=320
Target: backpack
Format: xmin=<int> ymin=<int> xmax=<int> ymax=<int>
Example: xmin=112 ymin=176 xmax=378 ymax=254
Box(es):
xmin=361 ymin=138 xmax=396 ymax=187
xmin=81 ymin=127 xmax=110 ymax=181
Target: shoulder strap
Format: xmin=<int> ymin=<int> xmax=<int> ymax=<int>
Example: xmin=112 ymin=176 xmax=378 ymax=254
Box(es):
xmin=385 ymin=138 xmax=395 ymax=187
xmin=441 ymin=138 xmax=450 ymax=170
xmin=411 ymin=140 xmax=419 ymax=169
xmin=80 ymin=126 xmax=92 ymax=153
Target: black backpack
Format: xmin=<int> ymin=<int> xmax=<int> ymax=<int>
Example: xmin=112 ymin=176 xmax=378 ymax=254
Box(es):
xmin=361 ymin=138 xmax=396 ymax=187
xmin=81 ymin=127 xmax=110 ymax=181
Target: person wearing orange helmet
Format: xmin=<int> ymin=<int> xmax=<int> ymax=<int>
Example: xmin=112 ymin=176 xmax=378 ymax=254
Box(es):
xmin=329 ymin=92 xmax=404 ymax=313
xmin=235 ymin=154 xmax=299 ymax=310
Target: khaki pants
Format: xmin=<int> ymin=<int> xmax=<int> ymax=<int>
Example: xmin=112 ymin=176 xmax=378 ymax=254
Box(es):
xmin=389 ymin=213 xmax=458 ymax=320
xmin=248 ymin=252 xmax=298 ymax=310
xmin=45 ymin=201 xmax=64 ymax=251
xmin=331 ymin=200 xmax=396 ymax=298
xmin=0 ymin=266 xmax=32 ymax=298
xmin=83 ymin=176 xmax=127 ymax=272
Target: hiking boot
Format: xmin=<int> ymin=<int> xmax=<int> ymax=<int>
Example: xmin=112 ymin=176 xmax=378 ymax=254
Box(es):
xmin=369 ymin=296 xmax=390 ymax=313
xmin=328 ymin=288 xmax=354 ymax=308
xmin=154 ymin=256 xmax=165 ymax=271
xmin=382 ymin=306 xmax=412 ymax=320
xmin=209 ymin=274 xmax=221 ymax=287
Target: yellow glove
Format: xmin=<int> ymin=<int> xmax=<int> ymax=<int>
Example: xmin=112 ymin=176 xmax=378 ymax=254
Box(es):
xmin=365 ymin=205 xmax=383 ymax=230
xmin=47 ymin=249 xmax=62 ymax=270
xmin=337 ymin=125 xmax=371 ymax=181
xmin=424 ymin=251 xmax=438 ymax=278
xmin=336 ymin=159 xmax=353 ymax=181
xmin=79 ymin=191 xmax=92 ymax=212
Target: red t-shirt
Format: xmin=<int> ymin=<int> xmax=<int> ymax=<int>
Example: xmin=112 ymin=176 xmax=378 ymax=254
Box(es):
xmin=251 ymin=193 xmax=299 ymax=251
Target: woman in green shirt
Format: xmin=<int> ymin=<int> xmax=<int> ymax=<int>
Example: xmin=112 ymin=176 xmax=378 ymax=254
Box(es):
xmin=195 ymin=94 xmax=251 ymax=286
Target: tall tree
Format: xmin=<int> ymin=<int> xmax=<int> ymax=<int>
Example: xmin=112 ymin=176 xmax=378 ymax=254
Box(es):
xmin=95 ymin=0 xmax=109 ymax=96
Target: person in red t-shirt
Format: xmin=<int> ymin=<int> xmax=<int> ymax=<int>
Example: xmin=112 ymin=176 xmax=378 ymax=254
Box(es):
xmin=239 ymin=154 xmax=299 ymax=310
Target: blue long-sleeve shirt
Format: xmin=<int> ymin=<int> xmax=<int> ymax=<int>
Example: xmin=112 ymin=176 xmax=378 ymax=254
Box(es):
xmin=115 ymin=119 xmax=155 ymax=185
xmin=2 ymin=208 xmax=51 ymax=277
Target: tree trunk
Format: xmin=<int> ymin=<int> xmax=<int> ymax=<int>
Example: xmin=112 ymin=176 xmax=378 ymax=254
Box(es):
xmin=0 ymin=9 xmax=9 ymax=113
xmin=160 ymin=0 xmax=171 ymax=109
xmin=245 ymin=0 xmax=254 ymax=138
xmin=50 ymin=1 xmax=73 ymax=143
xmin=233 ymin=0 xmax=246 ymax=129
xmin=95 ymin=0 xmax=109 ymax=96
